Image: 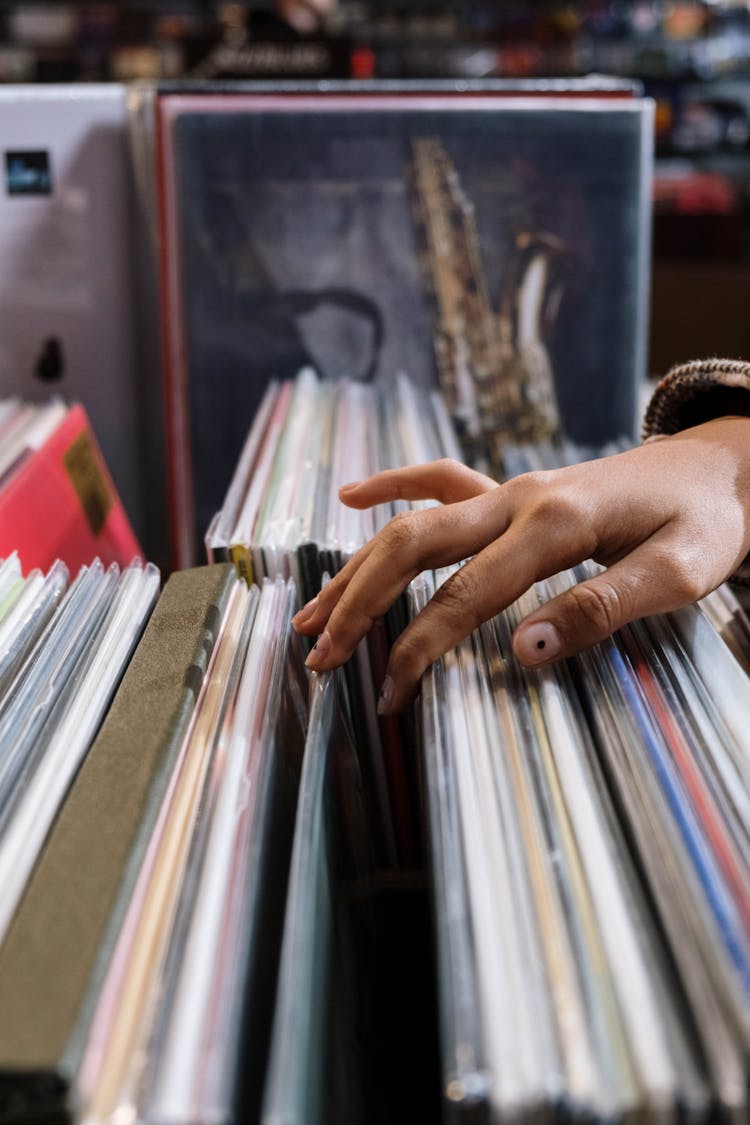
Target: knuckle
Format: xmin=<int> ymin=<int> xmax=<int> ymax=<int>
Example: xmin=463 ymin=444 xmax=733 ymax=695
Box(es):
xmin=382 ymin=511 xmax=419 ymax=555
xmin=432 ymin=568 xmax=483 ymax=633
xmin=569 ymin=579 xmax=627 ymax=637
xmin=314 ymin=577 xmax=344 ymax=616
xmin=333 ymin=592 xmax=375 ymax=638
xmin=436 ymin=456 xmax=461 ymax=475
xmin=527 ymin=485 xmax=582 ymax=531
xmin=507 ymin=468 xmax=554 ymax=496
xmin=658 ymin=554 xmax=704 ymax=605
xmin=505 ymin=469 xmax=571 ymax=517
xmin=435 ymin=458 xmax=468 ymax=500
xmin=631 ymin=542 xmax=705 ymax=606
xmin=501 ymin=473 xmax=530 ymax=508
xmin=390 ymin=630 xmax=430 ymax=679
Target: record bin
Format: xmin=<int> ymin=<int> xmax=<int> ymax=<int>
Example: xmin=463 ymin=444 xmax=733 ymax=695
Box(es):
xmin=0 ymin=75 xmax=668 ymax=1123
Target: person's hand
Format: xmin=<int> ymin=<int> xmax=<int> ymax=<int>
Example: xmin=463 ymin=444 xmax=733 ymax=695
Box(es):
xmin=292 ymin=417 xmax=750 ymax=713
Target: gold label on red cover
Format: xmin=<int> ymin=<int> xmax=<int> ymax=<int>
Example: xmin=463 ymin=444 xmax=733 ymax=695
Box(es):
xmin=63 ymin=430 xmax=113 ymax=537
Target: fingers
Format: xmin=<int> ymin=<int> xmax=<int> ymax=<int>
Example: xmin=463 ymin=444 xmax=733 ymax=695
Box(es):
xmin=512 ymin=531 xmax=705 ymax=668
xmin=380 ymin=526 xmax=705 ymax=713
xmin=290 ymin=432 xmax=739 ymax=714
xmin=293 ymin=461 xmax=499 ymax=637
xmin=291 ymin=535 xmax=380 ymax=634
xmin=297 ymin=488 xmax=513 ymax=666
xmin=338 ymin=459 xmax=496 ymax=509
xmin=373 ymin=505 xmax=597 ymax=713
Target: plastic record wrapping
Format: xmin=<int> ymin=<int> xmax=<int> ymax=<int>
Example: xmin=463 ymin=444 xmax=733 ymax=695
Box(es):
xmin=512 ymin=585 xmax=702 ymax=1120
xmin=262 ymin=664 xmax=377 ymax=1125
xmin=77 ymin=576 xmax=259 ymax=1122
xmin=0 ymin=557 xmax=160 ymax=947
xmin=566 ymin=566 xmax=750 ymax=1116
xmin=143 ymin=576 xmax=308 ymax=1124
xmin=410 ymin=570 xmax=492 ymax=1123
xmin=414 ymin=556 xmax=750 ymax=1123
xmin=0 ymin=553 xmax=68 ymax=697
xmin=208 ymin=368 xmax=461 ymax=872
xmin=75 ymin=575 xmax=308 ymax=1125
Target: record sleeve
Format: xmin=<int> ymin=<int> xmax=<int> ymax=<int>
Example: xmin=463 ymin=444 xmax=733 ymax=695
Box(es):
xmin=154 ymin=84 xmax=653 ymax=563
xmin=261 ymin=666 xmax=377 ymax=1125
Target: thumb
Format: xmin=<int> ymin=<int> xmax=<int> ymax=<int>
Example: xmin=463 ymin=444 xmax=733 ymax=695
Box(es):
xmin=511 ymin=539 xmax=701 ymax=667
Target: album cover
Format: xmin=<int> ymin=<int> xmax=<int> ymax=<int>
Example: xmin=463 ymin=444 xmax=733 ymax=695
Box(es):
xmin=153 ymin=84 xmax=653 ymax=565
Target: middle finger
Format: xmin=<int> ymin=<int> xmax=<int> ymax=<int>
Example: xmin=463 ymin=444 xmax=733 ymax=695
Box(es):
xmin=304 ymin=488 xmax=511 ymax=668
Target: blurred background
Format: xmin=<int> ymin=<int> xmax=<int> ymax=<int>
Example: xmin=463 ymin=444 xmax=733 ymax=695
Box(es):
xmin=0 ymin=0 xmax=745 ymax=375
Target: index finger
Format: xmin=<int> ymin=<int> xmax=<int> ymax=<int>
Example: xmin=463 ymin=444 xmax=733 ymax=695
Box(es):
xmin=338 ymin=459 xmax=496 ymax=509
xmin=304 ymin=487 xmax=510 ymax=669
xmin=372 ymin=503 xmax=599 ymax=713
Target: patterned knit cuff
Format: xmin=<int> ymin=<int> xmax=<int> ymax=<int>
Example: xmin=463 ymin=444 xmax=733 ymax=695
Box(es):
xmin=642 ymin=358 xmax=750 ymax=442
xmin=643 ymin=358 xmax=750 ymax=588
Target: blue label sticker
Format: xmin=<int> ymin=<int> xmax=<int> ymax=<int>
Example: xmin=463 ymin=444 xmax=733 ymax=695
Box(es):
xmin=5 ymin=150 xmax=52 ymax=196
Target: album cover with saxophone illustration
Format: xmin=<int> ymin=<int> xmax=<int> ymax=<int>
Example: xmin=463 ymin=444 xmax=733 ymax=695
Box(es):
xmin=154 ymin=86 xmax=653 ymax=564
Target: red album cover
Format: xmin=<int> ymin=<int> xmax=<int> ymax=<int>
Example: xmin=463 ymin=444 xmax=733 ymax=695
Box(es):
xmin=0 ymin=404 xmax=142 ymax=574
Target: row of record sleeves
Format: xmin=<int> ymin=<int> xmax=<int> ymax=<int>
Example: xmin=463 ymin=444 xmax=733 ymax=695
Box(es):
xmin=0 ymin=557 xmax=341 ymax=1124
xmin=208 ymin=368 xmax=750 ymax=1122
xmin=3 ymin=370 xmax=750 ymax=1121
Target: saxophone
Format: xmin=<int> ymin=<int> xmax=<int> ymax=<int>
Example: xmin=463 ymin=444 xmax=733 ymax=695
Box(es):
xmin=409 ymin=137 xmax=569 ymax=471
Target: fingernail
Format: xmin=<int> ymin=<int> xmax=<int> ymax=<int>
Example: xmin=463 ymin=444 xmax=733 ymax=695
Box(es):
xmin=514 ymin=622 xmax=561 ymax=666
xmin=338 ymin=481 xmax=362 ymax=492
xmin=305 ymin=630 xmax=331 ymax=669
xmin=377 ymin=675 xmax=395 ymax=715
xmin=292 ymin=595 xmax=318 ymax=626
